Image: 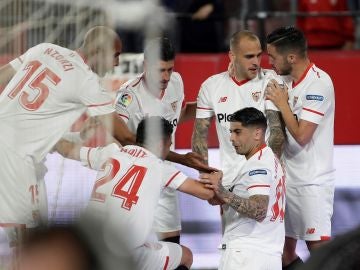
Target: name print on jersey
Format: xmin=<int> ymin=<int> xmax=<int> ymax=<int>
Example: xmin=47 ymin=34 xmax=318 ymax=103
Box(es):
xmin=43 ymin=48 xmax=74 ymax=71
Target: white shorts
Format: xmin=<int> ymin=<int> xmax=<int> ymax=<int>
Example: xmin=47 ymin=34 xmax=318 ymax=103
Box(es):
xmin=153 ymin=188 xmax=181 ymax=233
xmin=133 ymin=241 xmax=182 ymax=270
xmin=0 ymin=144 xmax=40 ymax=228
xmin=219 ymin=248 xmax=281 ymax=270
xmin=285 ymin=185 xmax=334 ymax=241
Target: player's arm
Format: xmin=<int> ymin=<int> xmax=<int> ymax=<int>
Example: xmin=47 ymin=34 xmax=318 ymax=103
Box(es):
xmin=96 ymin=112 xmax=136 ymax=146
xmin=191 ymin=117 xmax=212 ymax=166
xmin=177 ymin=178 xmax=214 ymax=200
xmin=54 ymin=139 xmax=81 ymax=161
xmin=0 ymin=63 xmax=16 ymax=94
xmin=265 ymin=109 xmax=286 ymax=158
xmin=178 ymin=101 xmax=197 ymax=124
xmin=266 ymin=80 xmax=318 ymax=146
xmin=200 ymin=172 xmax=269 ymax=222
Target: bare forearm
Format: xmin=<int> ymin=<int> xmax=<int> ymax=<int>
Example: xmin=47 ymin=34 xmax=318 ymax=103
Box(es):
xmin=266 ymin=110 xmax=286 ymax=158
xmin=278 ymin=104 xmax=301 ymax=143
xmin=216 ymin=184 xmax=269 ymax=222
xmin=191 ymin=118 xmax=211 ymax=165
xmin=178 ymin=102 xmax=197 ymax=124
xmin=55 ymin=139 xmax=81 ymax=161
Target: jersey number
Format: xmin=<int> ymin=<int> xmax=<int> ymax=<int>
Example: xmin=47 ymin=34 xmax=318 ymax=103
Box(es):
xmin=90 ymin=158 xmax=147 ymax=211
xmin=8 ymin=60 xmax=61 ymax=110
xmin=270 ymin=175 xmax=285 ymax=222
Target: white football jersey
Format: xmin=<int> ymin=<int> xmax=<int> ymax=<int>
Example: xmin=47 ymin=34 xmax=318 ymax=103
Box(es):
xmin=0 ymin=43 xmax=114 ymax=163
xmin=80 ymin=144 xmax=187 ymax=250
xmin=282 ymin=63 xmax=335 ymax=186
xmin=196 ymin=70 xmax=280 ymax=186
xmin=222 ymin=145 xmax=285 ymax=256
xmin=114 ymin=72 xmax=184 ymax=135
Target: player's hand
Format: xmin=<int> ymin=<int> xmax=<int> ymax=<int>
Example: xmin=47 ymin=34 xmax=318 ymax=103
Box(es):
xmin=207 ymin=195 xmax=225 ymax=206
xmin=199 ymin=171 xmax=223 ymax=193
xmin=181 ymin=152 xmax=219 ymax=173
xmin=192 ymin=3 xmax=214 ymax=20
xmin=265 ymin=79 xmax=289 ymax=110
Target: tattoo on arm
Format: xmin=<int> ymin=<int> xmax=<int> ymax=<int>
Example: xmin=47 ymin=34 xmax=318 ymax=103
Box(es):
xmin=191 ymin=117 xmax=212 ymax=165
xmin=266 ymin=110 xmax=286 ymax=159
xmin=217 ymin=184 xmax=269 ymax=222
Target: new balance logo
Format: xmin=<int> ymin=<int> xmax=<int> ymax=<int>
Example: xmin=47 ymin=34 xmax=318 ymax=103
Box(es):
xmin=306 ymin=228 xmax=316 ymax=234
xmin=218 ymin=97 xmax=227 ymax=103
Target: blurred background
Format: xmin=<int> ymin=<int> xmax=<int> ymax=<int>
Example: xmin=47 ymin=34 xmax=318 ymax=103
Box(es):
xmin=0 ymin=0 xmax=360 ymax=269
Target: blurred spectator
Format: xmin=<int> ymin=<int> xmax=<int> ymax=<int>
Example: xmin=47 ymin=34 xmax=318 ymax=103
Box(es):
xmin=176 ymin=0 xmax=225 ymax=52
xmin=297 ymin=0 xmax=355 ymax=50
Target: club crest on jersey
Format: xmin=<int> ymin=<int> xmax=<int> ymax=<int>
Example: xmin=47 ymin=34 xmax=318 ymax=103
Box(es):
xmin=293 ymin=96 xmax=298 ymax=107
xmin=171 ymin=101 xmax=177 ymax=112
xmin=118 ymin=93 xmax=133 ymax=108
xmin=252 ymin=91 xmax=261 ymax=102
xmin=249 ymin=169 xmax=267 ymax=176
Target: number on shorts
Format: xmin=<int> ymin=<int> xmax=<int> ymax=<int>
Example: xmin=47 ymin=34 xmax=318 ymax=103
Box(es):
xmin=8 ymin=60 xmax=61 ymax=110
xmin=111 ymin=165 xmax=147 ymax=211
xmin=271 ymin=175 xmax=285 ymax=222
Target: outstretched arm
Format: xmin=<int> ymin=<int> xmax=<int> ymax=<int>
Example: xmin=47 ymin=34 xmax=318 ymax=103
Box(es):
xmin=266 ymin=109 xmax=286 ymax=158
xmin=200 ymin=172 xmax=269 ymax=222
xmin=54 ymin=139 xmax=81 ymax=161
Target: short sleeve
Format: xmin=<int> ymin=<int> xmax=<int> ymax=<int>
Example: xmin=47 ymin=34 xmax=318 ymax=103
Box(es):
xmin=244 ymin=167 xmax=272 ymax=196
xmin=196 ymin=80 xmax=214 ymax=118
xmin=300 ymin=81 xmax=333 ymax=124
xmin=79 ymin=77 xmax=115 ymax=117
xmin=161 ymin=163 xmax=188 ymax=190
xmin=80 ymin=143 xmax=120 ymax=170
xmin=114 ymin=90 xmax=139 ymax=123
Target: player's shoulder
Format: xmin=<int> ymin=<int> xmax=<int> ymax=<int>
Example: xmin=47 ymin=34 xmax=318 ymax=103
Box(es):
xmin=170 ymin=71 xmax=183 ymax=83
xmin=120 ymin=74 xmax=144 ymax=92
xmin=201 ymin=71 xmax=230 ymax=89
xmin=308 ymin=64 xmax=333 ymax=85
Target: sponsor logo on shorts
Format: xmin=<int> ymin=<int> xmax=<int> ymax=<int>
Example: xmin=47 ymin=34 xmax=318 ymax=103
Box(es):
xmin=306 ymin=228 xmax=316 ymax=234
xmin=118 ymin=93 xmax=133 ymax=107
xmin=306 ymin=95 xmax=324 ymax=101
xmin=249 ymin=169 xmax=267 ymax=176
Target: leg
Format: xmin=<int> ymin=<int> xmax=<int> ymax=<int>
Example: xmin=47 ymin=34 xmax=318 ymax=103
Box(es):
xmin=306 ymin=239 xmax=329 ymax=251
xmin=176 ymin=245 xmax=192 ymax=269
xmin=282 ymin=237 xmax=304 ymax=269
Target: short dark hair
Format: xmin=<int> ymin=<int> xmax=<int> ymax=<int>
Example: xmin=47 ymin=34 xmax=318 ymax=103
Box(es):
xmin=136 ymin=116 xmax=173 ymax=145
xmin=266 ymin=26 xmax=307 ymax=58
xmin=144 ymin=37 xmax=175 ymax=63
xmin=229 ymin=107 xmax=267 ymax=131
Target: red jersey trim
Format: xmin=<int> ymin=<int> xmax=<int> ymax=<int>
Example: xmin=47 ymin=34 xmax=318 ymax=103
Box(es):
xmin=292 ymin=62 xmax=314 ymax=88
xmin=247 ymin=184 xmax=270 ymax=190
xmin=257 ymin=144 xmax=267 ymax=160
xmin=118 ymin=113 xmax=129 ymax=120
xmin=196 ymin=106 xmax=212 ymax=110
xmin=87 ymin=101 xmax=113 ymax=108
xmin=163 ymin=256 xmax=170 ymax=270
xmin=320 ymin=236 xmax=331 ymax=241
xmin=131 ymin=76 xmax=143 ymax=88
xmin=0 ymin=223 xmax=26 ymax=228
xmin=303 ymin=107 xmax=324 ymax=116
xmin=231 ymin=76 xmax=251 ymax=87
xmin=87 ymin=148 xmax=93 ymax=169
xmin=165 ymin=171 xmax=181 ymax=187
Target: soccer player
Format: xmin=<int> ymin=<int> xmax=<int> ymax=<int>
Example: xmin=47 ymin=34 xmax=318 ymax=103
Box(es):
xmin=55 ymin=117 xmax=215 ymax=270
xmin=192 ymin=30 xmax=285 ymax=194
xmin=114 ymin=37 xmax=206 ymax=243
xmin=200 ymin=108 xmax=285 ymax=270
xmin=0 ymin=26 xmax=136 ymax=245
xmin=266 ymin=26 xmax=335 ymax=269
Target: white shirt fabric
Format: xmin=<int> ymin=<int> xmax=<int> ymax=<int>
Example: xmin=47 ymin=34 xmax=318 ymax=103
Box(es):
xmin=222 ymin=145 xmax=285 ymax=257
xmin=0 ymin=43 xmax=114 ymax=163
xmin=196 ymin=70 xmax=280 ymax=186
xmin=282 ymin=63 xmax=335 ymax=187
xmin=114 ymin=72 xmax=184 ymax=136
xmin=80 ymin=144 xmax=188 ymax=250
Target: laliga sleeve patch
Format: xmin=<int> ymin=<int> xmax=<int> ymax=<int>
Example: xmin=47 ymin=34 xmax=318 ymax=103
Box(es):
xmin=306 ymin=95 xmax=324 ymax=101
xmin=249 ymin=169 xmax=267 ymax=176
xmin=117 ymin=92 xmax=133 ymax=108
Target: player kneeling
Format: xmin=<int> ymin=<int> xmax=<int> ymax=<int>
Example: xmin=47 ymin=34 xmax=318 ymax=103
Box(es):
xmin=55 ymin=116 xmax=216 ymax=270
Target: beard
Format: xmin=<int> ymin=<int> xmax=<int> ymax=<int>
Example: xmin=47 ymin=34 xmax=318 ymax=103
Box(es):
xmin=279 ymin=61 xmax=292 ymax=76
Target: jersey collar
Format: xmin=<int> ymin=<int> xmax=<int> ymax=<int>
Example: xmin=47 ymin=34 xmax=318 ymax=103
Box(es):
xmin=292 ymin=62 xmax=314 ymax=89
xmin=231 ymin=76 xmax=251 ymax=87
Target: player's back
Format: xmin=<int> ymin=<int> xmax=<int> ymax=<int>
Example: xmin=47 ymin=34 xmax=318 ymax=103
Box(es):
xmin=84 ymin=145 xmax=185 ymax=250
xmin=0 ymin=43 xmax=109 ymax=163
